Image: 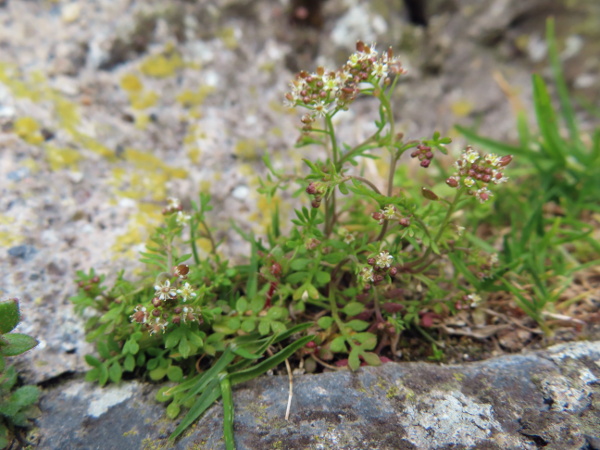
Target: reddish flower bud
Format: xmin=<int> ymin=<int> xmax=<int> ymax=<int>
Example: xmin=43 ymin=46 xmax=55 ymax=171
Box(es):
xmin=425 ymin=152 xmax=434 ymax=160
xmin=372 ymin=212 xmax=383 ymax=221
xmin=306 ymin=183 xmax=317 ymax=195
xmin=382 ymin=302 xmax=404 ymax=313
xmin=499 ymin=155 xmax=513 ymax=166
xmin=367 ymin=257 xmax=376 ymax=265
xmin=482 ymin=174 xmax=491 ymax=183
xmin=311 ymin=199 xmax=321 ymax=208
xmin=270 ymin=262 xmax=282 ymax=276
xmin=446 ymin=178 xmax=458 ymax=188
xmin=410 ymin=150 xmax=419 ymax=158
xmin=152 ymin=297 xmax=162 ymax=307
xmin=172 ymin=316 xmax=181 ymax=325
xmin=389 ymin=267 xmax=398 ymax=276
xmin=306 ymin=340 xmax=317 ymax=349
xmin=356 ymin=40 xmax=365 ymax=52
xmin=152 ymin=309 xmax=161 ymax=317
xmin=420 ymin=160 xmax=431 ymax=168
xmin=399 ymin=218 xmax=411 ymax=227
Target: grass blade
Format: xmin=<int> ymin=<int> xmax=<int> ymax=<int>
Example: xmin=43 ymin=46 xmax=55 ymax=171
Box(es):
xmin=220 ymin=375 xmax=235 ymax=450
xmin=230 ymin=335 xmax=314 ymax=386
xmin=170 ymin=378 xmax=222 ymax=440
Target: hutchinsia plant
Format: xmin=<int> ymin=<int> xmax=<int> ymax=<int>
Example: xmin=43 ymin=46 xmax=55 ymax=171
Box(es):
xmin=72 ymin=40 xmax=513 ymax=448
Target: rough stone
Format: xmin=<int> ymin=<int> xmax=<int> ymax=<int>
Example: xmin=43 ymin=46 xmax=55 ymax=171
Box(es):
xmin=32 ymin=341 xmax=600 ymax=449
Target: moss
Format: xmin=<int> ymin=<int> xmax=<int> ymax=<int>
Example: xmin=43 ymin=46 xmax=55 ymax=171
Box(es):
xmin=122 ymin=427 xmax=139 ymax=437
xmin=386 ymin=385 xmax=400 ymax=399
xmin=453 ymin=372 xmax=465 ymax=382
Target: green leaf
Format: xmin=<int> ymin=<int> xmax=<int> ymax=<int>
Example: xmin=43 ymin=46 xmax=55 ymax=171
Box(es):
xmin=352 ymin=332 xmax=377 ymax=350
xmin=0 ymin=333 xmax=38 ymax=356
xmin=0 ymin=299 xmax=20 ymax=334
xmin=241 ymin=319 xmax=256 ymax=333
xmin=10 ymin=385 xmax=40 ymax=408
xmin=155 ymin=386 xmax=172 ymax=402
xmin=149 ymin=366 xmax=168 ymax=381
xmin=167 ymin=365 xmax=184 ymax=382
xmin=166 ymin=401 xmax=181 ymax=419
xmin=317 ymin=316 xmax=334 ymax=329
xmin=361 ymin=352 xmax=382 ymax=366
xmin=342 ymin=302 xmax=365 ymax=316
xmin=85 ymin=367 xmax=99 ymax=382
xmin=85 ymin=354 xmax=102 ymax=367
xmin=178 ymin=337 xmax=191 ymax=358
xmin=315 ymin=271 xmax=331 ymax=285
xmin=236 ymin=297 xmax=248 ymax=313
xmin=266 ymin=306 xmax=288 ymax=321
xmin=290 ymin=258 xmax=312 ymax=271
xmin=165 ymin=328 xmax=184 ymax=349
xmin=124 ymin=354 xmax=135 ymax=372
xmin=270 ymin=321 xmax=286 ymax=334
xmin=108 ymin=362 xmax=122 ymax=383
xmin=286 ymin=271 xmax=309 ymax=284
xmin=348 ymin=348 xmax=361 ymax=371
xmin=345 ymin=320 xmax=370 ymax=332
xmin=329 ymin=336 xmax=347 ymax=353
xmin=258 ymin=320 xmax=270 ymax=336
xmin=98 ymin=364 xmax=109 ymax=386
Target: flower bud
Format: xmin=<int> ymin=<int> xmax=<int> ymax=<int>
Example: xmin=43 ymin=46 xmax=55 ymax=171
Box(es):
xmin=446 ymin=177 xmax=458 ymax=188
xmin=420 ymin=160 xmax=431 ymax=168
xmin=499 ymin=155 xmax=513 ymax=166
xmin=306 ymin=182 xmax=317 ymax=195
xmin=311 ymin=199 xmax=321 ymax=208
xmin=399 ymin=218 xmax=410 ymax=227
xmin=152 ymin=297 xmax=162 ymax=307
xmin=367 ymin=257 xmax=376 ymax=266
xmin=389 ymin=267 xmax=398 ymax=276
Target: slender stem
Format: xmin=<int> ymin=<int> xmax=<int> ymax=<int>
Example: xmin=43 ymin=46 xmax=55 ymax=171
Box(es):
xmin=344 ymin=176 xmax=382 ymax=195
xmin=190 ymin=218 xmax=200 ymax=265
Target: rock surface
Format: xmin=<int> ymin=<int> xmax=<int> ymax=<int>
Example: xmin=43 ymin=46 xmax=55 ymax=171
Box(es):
xmin=35 ymin=341 xmax=600 ymax=449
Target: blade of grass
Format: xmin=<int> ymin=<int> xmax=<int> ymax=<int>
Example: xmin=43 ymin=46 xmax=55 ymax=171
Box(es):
xmin=230 ymin=335 xmax=314 ymax=386
xmin=170 ymin=378 xmax=222 ymax=441
xmin=220 ymin=374 xmax=235 ymax=450
xmin=532 ymin=74 xmax=566 ymax=166
xmin=546 ymin=18 xmax=586 ymax=161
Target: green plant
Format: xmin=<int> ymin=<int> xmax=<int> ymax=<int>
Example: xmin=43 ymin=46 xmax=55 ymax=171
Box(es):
xmin=456 ymin=18 xmax=600 ymax=329
xmin=0 ymin=298 xmax=40 ymax=449
xmin=73 ymin=41 xmax=516 ymax=448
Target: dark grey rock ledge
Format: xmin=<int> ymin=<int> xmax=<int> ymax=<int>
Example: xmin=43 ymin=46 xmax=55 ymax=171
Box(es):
xmin=34 ymin=341 xmax=600 ymax=450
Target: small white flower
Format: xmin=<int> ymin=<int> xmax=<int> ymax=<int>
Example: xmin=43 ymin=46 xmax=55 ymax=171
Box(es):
xmin=360 ymin=266 xmax=374 ymax=283
xmin=466 ymin=293 xmax=482 ymax=308
xmin=463 ymin=177 xmax=475 ymax=187
xmin=485 ymin=154 xmax=500 ymax=166
xmin=167 ymin=197 xmax=181 ymax=209
xmin=175 ymin=211 xmax=191 ymax=226
xmin=343 ymin=232 xmax=356 ymax=244
xmin=463 ymin=148 xmax=480 ymax=164
xmin=312 ymin=100 xmax=330 ymax=118
xmin=155 ymin=280 xmax=177 ymax=301
xmin=375 ymin=250 xmax=393 ymax=269
xmin=381 ymin=205 xmax=396 ymax=220
xmin=149 ymin=318 xmax=167 ymax=335
xmin=177 ymin=282 xmax=197 ymax=302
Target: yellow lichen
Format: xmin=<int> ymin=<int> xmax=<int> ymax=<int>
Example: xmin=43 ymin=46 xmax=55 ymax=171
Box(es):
xmin=450 ymin=99 xmax=474 ymax=117
xmin=217 ymin=27 xmax=239 ymax=49
xmin=234 ymin=138 xmax=265 ymax=160
xmin=120 ymin=73 xmax=144 ymax=92
xmin=139 ymin=46 xmax=183 ymax=78
xmin=130 ymin=90 xmax=159 ymax=110
xmin=176 ymin=86 xmax=215 ymax=108
xmin=13 ymin=117 xmax=44 ymax=145
xmin=45 ymin=145 xmax=82 ymax=171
